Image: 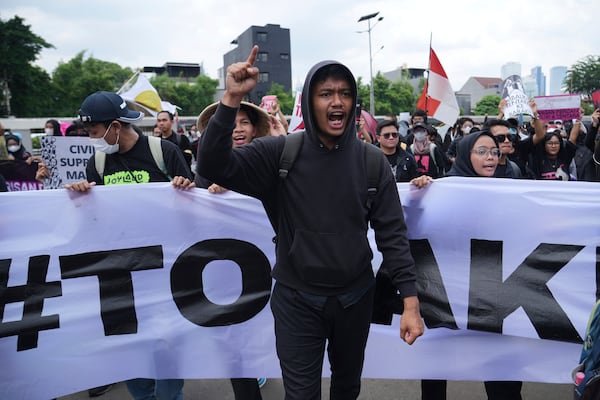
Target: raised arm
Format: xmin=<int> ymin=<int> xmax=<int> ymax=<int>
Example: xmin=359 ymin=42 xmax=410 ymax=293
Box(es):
xmin=222 ymin=45 xmax=260 ymax=108
xmin=586 ymin=108 xmax=599 ymax=152
xmin=529 ymin=99 xmax=546 ymax=145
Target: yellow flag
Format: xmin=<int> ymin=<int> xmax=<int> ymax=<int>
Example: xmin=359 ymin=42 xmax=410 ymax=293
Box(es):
xmin=120 ymin=74 xmax=162 ymax=113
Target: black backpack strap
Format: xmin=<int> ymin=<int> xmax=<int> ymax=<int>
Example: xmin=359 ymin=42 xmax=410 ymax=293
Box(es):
xmin=279 ymin=131 xmax=304 ymax=178
xmin=363 ymin=142 xmax=382 ymax=211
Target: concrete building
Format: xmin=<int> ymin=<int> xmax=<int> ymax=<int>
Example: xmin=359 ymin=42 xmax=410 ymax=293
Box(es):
xmin=143 ymin=62 xmax=204 ymax=81
xmin=457 ymin=77 xmax=503 ymax=114
xmin=530 ymin=66 xmax=546 ymax=96
xmin=549 ymin=66 xmax=568 ymax=95
xmin=523 ymin=75 xmax=539 ymax=98
xmin=223 ymin=24 xmax=292 ymax=105
xmin=382 ymin=66 xmax=426 ymax=94
xmin=501 ymin=62 xmax=521 ymax=80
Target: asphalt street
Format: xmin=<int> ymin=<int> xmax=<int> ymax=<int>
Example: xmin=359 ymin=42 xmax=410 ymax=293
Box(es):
xmin=59 ymin=378 xmax=573 ymax=399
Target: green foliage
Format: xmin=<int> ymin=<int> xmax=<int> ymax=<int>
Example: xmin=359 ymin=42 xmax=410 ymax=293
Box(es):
xmin=51 ymin=51 xmax=134 ymax=117
xmin=357 ymin=73 xmax=416 ymax=115
xmin=10 ymin=65 xmax=55 ymax=117
xmin=474 ymin=94 xmax=501 ymax=116
xmin=150 ymin=74 xmax=218 ymax=116
xmin=0 ymin=15 xmax=54 ymax=117
xmin=266 ymin=83 xmax=294 ymax=115
xmin=31 ymin=135 xmax=41 ymax=149
xmin=356 ymin=76 xmax=371 ymax=110
xmin=564 ymin=55 xmax=600 ymax=97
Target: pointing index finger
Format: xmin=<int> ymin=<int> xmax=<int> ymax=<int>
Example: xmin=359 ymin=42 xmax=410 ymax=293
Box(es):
xmin=247 ymin=45 xmax=258 ymax=65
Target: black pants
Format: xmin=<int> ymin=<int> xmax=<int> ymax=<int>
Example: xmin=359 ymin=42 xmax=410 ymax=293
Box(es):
xmin=230 ymin=378 xmax=262 ymax=400
xmin=421 ymin=379 xmax=522 ymax=400
xmin=270 ymin=282 xmax=374 ymax=400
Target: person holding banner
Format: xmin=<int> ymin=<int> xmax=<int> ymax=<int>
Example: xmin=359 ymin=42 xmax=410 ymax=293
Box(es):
xmin=196 ymin=99 xmax=286 ymax=399
xmin=412 ymin=130 xmax=524 ymax=400
xmin=197 ymin=45 xmax=423 ymax=400
xmin=65 ymin=91 xmax=195 ymax=400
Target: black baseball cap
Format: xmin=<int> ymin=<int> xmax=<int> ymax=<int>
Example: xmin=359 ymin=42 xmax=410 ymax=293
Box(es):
xmin=78 ymin=91 xmax=143 ymax=124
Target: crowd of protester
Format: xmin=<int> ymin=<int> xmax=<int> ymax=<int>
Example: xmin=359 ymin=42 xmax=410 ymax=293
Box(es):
xmin=1 ymin=78 xmax=598 ymax=400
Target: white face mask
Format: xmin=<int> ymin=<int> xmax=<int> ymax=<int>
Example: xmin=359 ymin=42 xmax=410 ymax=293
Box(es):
xmin=414 ymin=132 xmax=426 ymax=142
xmin=90 ymin=124 xmax=119 ymax=154
xmin=8 ymin=145 xmax=20 ymax=153
xmin=44 ymin=128 xmax=54 ymax=136
xmin=462 ymin=126 xmax=472 ymax=134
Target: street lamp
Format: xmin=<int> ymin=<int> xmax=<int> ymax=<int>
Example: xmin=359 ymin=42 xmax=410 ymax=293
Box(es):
xmin=358 ymin=12 xmax=383 ymax=116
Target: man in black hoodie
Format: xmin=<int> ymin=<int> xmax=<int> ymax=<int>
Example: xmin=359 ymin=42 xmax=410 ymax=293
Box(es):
xmin=197 ymin=46 xmax=423 ymax=400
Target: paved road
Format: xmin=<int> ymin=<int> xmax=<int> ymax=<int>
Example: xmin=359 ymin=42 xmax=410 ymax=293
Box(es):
xmin=59 ymin=378 xmax=573 ymax=399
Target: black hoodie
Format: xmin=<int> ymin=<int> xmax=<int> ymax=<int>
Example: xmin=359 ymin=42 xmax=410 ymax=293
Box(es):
xmin=197 ymin=61 xmax=416 ymax=298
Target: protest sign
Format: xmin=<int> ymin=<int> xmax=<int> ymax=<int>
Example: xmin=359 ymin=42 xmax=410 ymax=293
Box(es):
xmin=501 ymin=75 xmax=533 ymax=118
xmin=534 ymin=94 xmax=581 ymax=121
xmin=40 ymin=136 xmax=93 ymax=189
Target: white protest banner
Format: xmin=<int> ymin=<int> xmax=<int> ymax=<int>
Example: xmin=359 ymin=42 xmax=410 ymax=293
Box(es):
xmin=0 ymin=178 xmax=598 ymax=399
xmin=534 ymin=94 xmax=581 ymax=121
xmin=40 ymin=136 xmax=94 ymax=189
xmin=287 ymin=90 xmax=304 ymax=133
xmin=501 ymin=75 xmax=533 ymax=118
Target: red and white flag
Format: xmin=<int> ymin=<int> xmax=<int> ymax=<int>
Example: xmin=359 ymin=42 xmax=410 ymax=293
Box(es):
xmin=416 ymin=48 xmax=459 ymax=125
xmin=287 ymin=91 xmax=304 ymax=133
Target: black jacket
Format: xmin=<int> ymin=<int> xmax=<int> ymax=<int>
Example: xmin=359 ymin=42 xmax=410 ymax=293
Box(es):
xmin=197 ymin=61 xmax=416 ymax=298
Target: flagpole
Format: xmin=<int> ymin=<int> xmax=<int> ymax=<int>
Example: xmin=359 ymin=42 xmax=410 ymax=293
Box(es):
xmin=425 ymin=33 xmax=432 ymax=115
xmin=117 ymin=71 xmax=140 ymax=95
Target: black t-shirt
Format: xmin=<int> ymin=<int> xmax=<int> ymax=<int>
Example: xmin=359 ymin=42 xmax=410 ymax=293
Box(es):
xmin=86 ymin=134 xmax=193 ymax=185
xmin=520 ymin=137 xmax=576 ymax=180
xmin=164 ymin=131 xmax=193 ymax=167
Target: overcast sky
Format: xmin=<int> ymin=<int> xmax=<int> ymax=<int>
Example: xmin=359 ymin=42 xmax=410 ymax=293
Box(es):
xmin=3 ymin=0 xmax=598 ymax=94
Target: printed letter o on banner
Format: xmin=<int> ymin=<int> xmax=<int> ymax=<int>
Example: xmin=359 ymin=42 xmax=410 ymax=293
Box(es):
xmin=171 ymin=239 xmax=272 ymax=326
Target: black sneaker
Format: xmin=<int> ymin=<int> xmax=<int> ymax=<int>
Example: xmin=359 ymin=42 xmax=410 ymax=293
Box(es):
xmin=88 ymin=384 xmax=113 ymax=397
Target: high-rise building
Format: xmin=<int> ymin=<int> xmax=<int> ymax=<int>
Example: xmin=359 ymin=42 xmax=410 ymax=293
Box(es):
xmin=549 ymin=66 xmax=568 ymax=95
xmin=223 ymin=24 xmax=292 ymax=105
xmin=501 ymin=62 xmax=521 ymax=80
xmin=522 ymin=76 xmax=538 ymax=98
xmin=530 ymin=66 xmax=546 ymax=96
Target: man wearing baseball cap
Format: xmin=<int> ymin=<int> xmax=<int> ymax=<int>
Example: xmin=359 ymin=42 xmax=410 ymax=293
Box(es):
xmin=65 ymin=91 xmax=193 ymax=400
xmin=65 ymin=91 xmax=194 ymax=191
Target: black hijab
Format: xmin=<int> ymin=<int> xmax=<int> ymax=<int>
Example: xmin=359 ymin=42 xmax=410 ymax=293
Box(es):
xmin=447 ymin=130 xmax=498 ymax=177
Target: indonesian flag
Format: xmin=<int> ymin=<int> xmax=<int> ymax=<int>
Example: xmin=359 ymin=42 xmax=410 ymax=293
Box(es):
xmin=287 ymin=90 xmax=304 ymax=133
xmin=416 ymin=48 xmax=459 ymax=125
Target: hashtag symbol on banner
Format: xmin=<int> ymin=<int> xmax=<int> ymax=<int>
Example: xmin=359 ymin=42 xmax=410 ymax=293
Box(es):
xmin=0 ymin=255 xmax=62 ymax=351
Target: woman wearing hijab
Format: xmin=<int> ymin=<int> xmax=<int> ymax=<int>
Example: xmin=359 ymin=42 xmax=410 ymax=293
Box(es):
xmin=411 ymin=130 xmax=524 ymax=400
xmin=5 ymin=133 xmax=33 ymax=164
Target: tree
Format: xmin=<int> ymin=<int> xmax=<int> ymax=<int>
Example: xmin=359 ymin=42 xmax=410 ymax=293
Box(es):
xmin=0 ymin=15 xmax=54 ymax=117
xmin=10 ymin=65 xmax=55 ymax=117
xmin=474 ymin=95 xmax=501 ymax=116
xmin=564 ymin=55 xmax=600 ymax=97
xmin=151 ymin=73 xmax=218 ymax=116
xmin=266 ymin=83 xmax=294 ymax=115
xmin=51 ymin=51 xmax=134 ymax=117
xmin=358 ymin=73 xmax=416 ymax=116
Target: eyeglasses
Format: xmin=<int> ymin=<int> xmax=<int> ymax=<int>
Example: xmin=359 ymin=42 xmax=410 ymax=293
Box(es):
xmin=546 ymin=141 xmax=561 ymax=146
xmin=471 ymin=147 xmax=501 ymax=158
xmin=378 ymin=131 xmax=399 ymax=139
xmin=494 ymin=134 xmax=515 ymax=142
xmin=548 ymin=120 xmax=563 ymax=125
